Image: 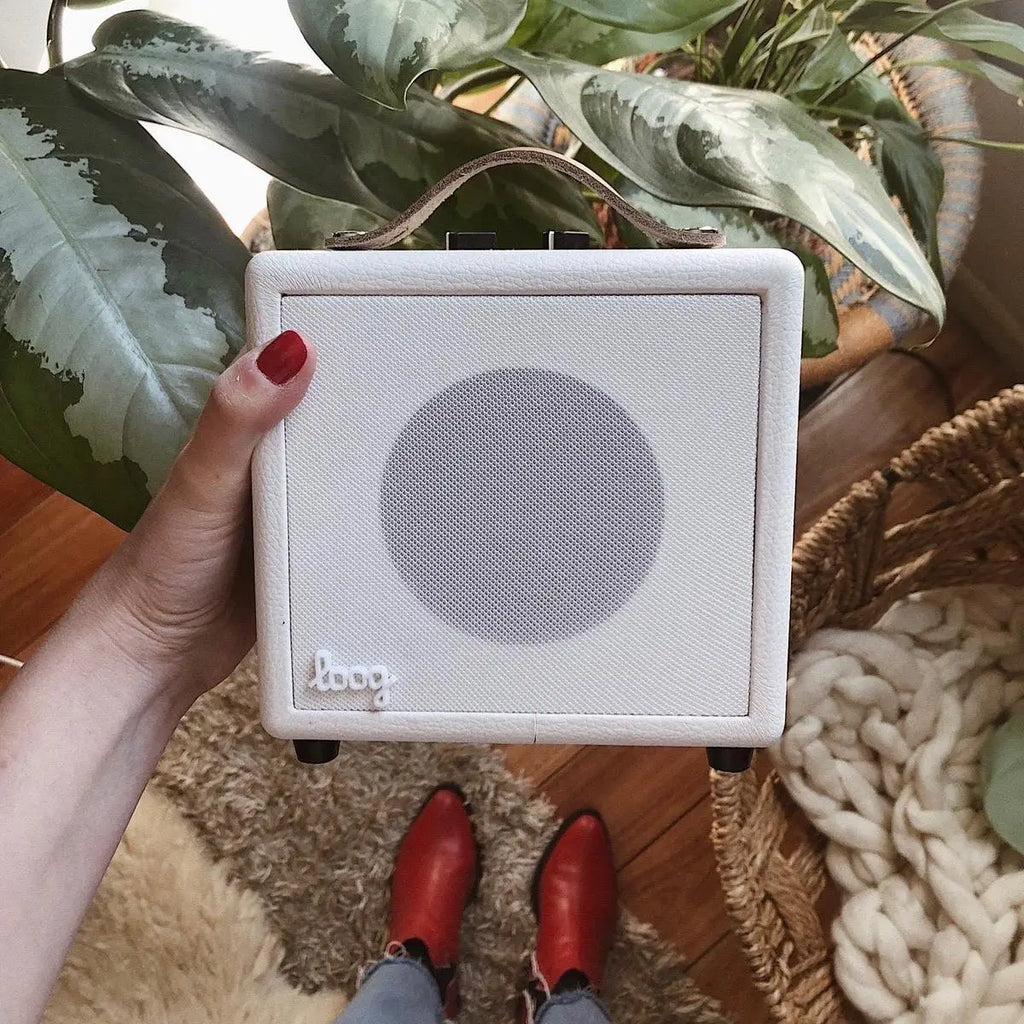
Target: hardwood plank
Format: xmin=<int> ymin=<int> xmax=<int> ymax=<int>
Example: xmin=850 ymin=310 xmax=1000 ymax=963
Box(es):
xmin=795 ymin=321 xmax=1015 ymax=535
xmin=923 ymin=319 xmax=1018 ymax=411
xmin=797 ymin=352 xmax=952 ymax=534
xmin=541 ymin=746 xmax=710 ymax=867
xmin=0 ymin=493 xmax=123 ymax=655
xmin=0 ymin=457 xmax=51 ymax=536
xmin=0 ymin=636 xmax=42 ymax=695
xmin=0 ymin=657 xmax=22 ymax=693
xmin=688 ymin=929 xmax=768 ymax=1024
xmin=618 ymin=795 xmax=729 ymax=966
xmin=500 ymin=744 xmax=580 ymax=787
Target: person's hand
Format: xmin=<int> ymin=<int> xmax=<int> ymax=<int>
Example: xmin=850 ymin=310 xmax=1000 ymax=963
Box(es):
xmin=82 ymin=329 xmax=315 ymax=711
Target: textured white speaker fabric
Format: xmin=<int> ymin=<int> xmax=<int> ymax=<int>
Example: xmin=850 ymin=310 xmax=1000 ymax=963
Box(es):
xmin=249 ymin=249 xmax=802 ymax=746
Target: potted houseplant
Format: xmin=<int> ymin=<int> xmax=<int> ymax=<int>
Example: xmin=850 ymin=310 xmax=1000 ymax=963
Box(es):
xmin=0 ymin=0 xmax=1021 ymax=529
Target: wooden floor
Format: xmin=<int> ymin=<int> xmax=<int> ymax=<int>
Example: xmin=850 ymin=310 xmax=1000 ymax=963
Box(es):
xmin=0 ymin=317 xmax=1015 ymax=1021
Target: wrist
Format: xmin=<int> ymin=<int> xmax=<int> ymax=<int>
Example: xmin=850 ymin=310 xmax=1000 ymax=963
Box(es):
xmin=52 ymin=565 xmax=198 ymax=725
xmin=7 ymin=604 xmax=187 ymax=802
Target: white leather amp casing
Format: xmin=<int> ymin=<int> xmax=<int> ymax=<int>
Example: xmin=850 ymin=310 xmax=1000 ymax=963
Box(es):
xmin=249 ymin=248 xmax=802 ymax=746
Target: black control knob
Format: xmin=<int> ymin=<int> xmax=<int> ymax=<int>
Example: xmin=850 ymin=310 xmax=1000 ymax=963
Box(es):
xmin=293 ymin=739 xmax=340 ymax=764
xmin=545 ymin=230 xmax=590 ymax=250
xmin=445 ymin=231 xmax=497 ymax=250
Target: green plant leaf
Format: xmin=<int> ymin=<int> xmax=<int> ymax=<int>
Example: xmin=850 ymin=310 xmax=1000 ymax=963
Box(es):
xmin=64 ymin=12 xmax=599 ymax=250
xmin=511 ymin=0 xmax=741 ymax=64
xmin=286 ymin=0 xmax=526 ymax=109
xmin=794 ymin=33 xmax=945 ymax=282
xmin=437 ymin=64 xmax=511 ymax=99
xmin=556 ymin=0 xmax=739 ymax=33
xmin=982 ymin=715 xmax=1024 ymax=856
xmin=267 ymin=179 xmax=434 ymax=250
xmin=499 ymin=47 xmax=945 ymax=324
xmin=0 ymin=69 xmax=248 ymax=530
xmin=791 ymin=28 xmax=895 ymax=108
xmin=720 ymin=0 xmax=761 ymax=79
xmin=869 ymin=109 xmax=944 ymax=282
xmin=841 ymin=3 xmax=1024 ymax=67
xmin=927 ymin=136 xmax=1024 ymax=152
xmin=619 ymin=182 xmax=839 ymax=358
xmin=774 ymin=5 xmax=833 ymax=49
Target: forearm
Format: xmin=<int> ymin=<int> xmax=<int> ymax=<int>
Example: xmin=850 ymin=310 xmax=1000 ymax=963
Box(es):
xmin=0 ymin=333 xmax=313 ymax=1023
xmin=0 ymin=584 xmax=187 ymax=1024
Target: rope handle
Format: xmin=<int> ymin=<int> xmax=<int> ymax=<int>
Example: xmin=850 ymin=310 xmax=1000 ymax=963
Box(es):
xmin=325 ymin=146 xmax=726 ymax=251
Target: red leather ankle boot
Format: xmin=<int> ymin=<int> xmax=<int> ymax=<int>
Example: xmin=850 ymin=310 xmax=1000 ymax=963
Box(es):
xmin=388 ymin=784 xmax=480 ymax=1017
xmin=529 ymin=808 xmax=618 ymax=1008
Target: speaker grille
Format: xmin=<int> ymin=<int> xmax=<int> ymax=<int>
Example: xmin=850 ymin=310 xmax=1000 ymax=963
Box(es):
xmin=379 ymin=367 xmax=664 ymax=644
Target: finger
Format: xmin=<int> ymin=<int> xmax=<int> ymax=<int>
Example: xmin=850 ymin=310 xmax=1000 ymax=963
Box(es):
xmin=169 ymin=330 xmax=316 ymax=517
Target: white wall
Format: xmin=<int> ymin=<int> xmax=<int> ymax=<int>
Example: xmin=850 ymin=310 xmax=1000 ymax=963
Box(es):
xmin=0 ymin=0 xmax=50 ymax=70
xmin=952 ymin=0 xmax=1024 ymax=368
xmin=0 ymin=0 xmax=318 ymax=234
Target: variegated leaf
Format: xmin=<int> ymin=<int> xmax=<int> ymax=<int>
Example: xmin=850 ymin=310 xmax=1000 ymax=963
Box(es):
xmin=288 ymin=0 xmax=527 ymax=109
xmin=870 ymin=112 xmax=944 ymax=283
xmin=556 ymin=0 xmax=735 ymax=33
xmin=64 ymin=12 xmax=599 ymax=250
xmin=0 ymin=69 xmax=248 ymax=529
xmin=790 ymin=28 xmax=895 ymax=109
xmin=511 ymin=0 xmax=743 ymax=64
xmin=620 ymin=183 xmax=839 ymax=359
xmin=267 ymin=179 xmax=434 ymax=250
xmin=793 ymin=32 xmax=944 ymax=280
xmin=499 ymin=48 xmax=945 ymax=324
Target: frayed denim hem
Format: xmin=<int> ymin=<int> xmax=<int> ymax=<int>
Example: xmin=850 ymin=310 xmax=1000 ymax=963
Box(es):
xmin=338 ymin=954 xmax=444 ymax=1024
xmin=535 ymin=987 xmax=611 ymax=1024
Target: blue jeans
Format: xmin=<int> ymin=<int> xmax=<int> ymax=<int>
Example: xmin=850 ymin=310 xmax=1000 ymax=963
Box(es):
xmin=336 ymin=955 xmax=611 ymax=1024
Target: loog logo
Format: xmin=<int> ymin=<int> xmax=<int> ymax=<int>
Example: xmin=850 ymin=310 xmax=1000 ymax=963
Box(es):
xmin=309 ymin=650 xmax=394 ymax=709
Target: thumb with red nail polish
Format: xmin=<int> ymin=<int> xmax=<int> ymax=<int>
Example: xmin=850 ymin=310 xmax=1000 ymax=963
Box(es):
xmin=257 ymin=329 xmax=308 ymax=385
xmin=168 ymin=327 xmax=315 ymax=509
xmin=83 ymin=330 xmax=317 ymax=707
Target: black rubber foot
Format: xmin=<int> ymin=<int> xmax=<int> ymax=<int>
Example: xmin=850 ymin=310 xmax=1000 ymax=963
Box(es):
xmin=706 ymin=747 xmax=754 ymax=773
xmin=293 ymin=739 xmax=340 ymax=764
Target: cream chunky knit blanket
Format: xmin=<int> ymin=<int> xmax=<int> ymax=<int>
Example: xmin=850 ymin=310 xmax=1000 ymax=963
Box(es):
xmin=774 ymin=587 xmax=1024 ymax=1023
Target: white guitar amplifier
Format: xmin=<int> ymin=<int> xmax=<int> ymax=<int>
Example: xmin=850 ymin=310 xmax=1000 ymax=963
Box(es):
xmin=249 ymin=245 xmax=802 ymax=762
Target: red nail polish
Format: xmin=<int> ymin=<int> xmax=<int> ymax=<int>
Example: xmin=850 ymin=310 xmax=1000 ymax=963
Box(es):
xmin=257 ymin=330 xmax=307 ymax=385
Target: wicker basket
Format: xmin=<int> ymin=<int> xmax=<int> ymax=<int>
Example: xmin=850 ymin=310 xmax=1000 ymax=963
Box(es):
xmin=710 ymin=385 xmax=1024 ymax=1023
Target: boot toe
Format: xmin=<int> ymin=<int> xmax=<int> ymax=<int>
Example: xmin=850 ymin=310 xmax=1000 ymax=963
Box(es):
xmin=561 ymin=811 xmax=611 ymax=850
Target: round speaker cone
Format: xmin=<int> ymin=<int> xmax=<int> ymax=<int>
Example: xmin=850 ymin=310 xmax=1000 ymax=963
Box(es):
xmin=380 ymin=367 xmax=664 ymax=644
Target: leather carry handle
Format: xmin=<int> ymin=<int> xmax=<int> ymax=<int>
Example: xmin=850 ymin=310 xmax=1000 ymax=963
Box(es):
xmin=326 ymin=146 xmax=725 ymax=251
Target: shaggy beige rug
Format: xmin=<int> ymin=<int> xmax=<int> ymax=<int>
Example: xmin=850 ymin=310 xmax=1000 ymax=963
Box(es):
xmin=45 ymin=788 xmax=347 ymax=1024
xmin=50 ymin=655 xmax=731 ymax=1024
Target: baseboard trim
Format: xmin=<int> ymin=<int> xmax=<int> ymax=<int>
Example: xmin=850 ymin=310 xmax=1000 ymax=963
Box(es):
xmin=949 ymin=268 xmax=1024 ymax=377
